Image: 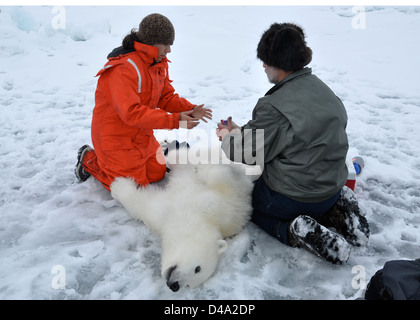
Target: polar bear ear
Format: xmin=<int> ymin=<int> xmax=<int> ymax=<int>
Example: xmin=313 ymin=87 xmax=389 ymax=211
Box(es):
xmin=217 ymin=239 xmax=228 ymax=254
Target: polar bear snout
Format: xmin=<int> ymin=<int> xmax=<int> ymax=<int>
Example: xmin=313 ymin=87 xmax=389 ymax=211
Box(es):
xmin=165 ymin=265 xmax=180 ymax=292
xmin=168 ymin=281 xmax=180 ymax=292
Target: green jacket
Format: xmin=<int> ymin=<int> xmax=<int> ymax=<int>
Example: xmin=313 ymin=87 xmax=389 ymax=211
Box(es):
xmin=221 ymin=67 xmax=349 ymax=203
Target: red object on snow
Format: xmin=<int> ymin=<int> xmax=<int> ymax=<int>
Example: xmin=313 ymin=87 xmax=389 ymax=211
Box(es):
xmin=345 ymin=158 xmax=357 ymax=191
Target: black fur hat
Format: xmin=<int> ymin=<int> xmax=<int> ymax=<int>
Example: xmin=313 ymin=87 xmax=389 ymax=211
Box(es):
xmin=257 ymin=23 xmax=312 ymax=72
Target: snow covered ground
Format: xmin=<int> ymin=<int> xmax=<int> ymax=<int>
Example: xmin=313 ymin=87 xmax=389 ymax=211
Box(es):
xmin=0 ymin=5 xmax=419 ymax=300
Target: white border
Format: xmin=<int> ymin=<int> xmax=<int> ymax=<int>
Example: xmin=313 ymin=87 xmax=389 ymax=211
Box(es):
xmin=2 ymin=0 xmax=420 ymax=6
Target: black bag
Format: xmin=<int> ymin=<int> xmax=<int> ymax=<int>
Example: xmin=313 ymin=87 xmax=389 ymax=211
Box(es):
xmin=365 ymin=258 xmax=420 ymax=300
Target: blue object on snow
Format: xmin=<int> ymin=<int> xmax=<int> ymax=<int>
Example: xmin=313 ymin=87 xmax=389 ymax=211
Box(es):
xmin=353 ymin=162 xmax=362 ymax=175
xmin=352 ymin=156 xmax=364 ymax=175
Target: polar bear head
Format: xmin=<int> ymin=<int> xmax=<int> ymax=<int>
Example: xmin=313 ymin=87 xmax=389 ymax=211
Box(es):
xmin=161 ymin=236 xmax=228 ymax=292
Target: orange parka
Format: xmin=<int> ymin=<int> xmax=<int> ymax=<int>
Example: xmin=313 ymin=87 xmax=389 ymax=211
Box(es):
xmin=83 ymin=41 xmax=194 ymax=191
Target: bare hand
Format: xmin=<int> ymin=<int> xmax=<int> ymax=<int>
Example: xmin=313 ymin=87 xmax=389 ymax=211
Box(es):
xmin=191 ymin=104 xmax=212 ymax=123
xmin=216 ymin=116 xmax=241 ymax=141
xmin=179 ymin=110 xmax=200 ymax=129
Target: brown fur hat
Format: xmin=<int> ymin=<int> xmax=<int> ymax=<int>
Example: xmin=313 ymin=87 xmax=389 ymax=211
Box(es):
xmin=137 ymin=13 xmax=175 ymax=45
xmin=257 ymin=22 xmax=312 ymax=72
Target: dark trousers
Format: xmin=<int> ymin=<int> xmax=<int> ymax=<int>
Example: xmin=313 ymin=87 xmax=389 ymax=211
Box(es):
xmin=251 ymin=176 xmax=341 ymax=246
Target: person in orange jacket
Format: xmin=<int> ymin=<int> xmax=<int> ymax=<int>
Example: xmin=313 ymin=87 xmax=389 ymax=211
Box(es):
xmin=75 ymin=13 xmax=212 ymax=191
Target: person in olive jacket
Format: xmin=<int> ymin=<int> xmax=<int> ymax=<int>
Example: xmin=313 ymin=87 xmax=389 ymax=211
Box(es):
xmin=217 ymin=23 xmax=369 ymax=264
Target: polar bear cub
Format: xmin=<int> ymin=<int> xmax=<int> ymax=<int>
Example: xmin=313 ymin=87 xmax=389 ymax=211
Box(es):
xmin=110 ymin=146 xmax=255 ymax=291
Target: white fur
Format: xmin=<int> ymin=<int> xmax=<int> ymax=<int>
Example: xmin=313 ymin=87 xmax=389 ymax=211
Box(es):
xmin=110 ymin=146 xmax=255 ymax=291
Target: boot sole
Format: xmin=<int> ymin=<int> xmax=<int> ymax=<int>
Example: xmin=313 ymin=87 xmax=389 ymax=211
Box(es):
xmin=290 ymin=215 xmax=351 ymax=265
xmin=75 ymin=145 xmax=92 ymax=182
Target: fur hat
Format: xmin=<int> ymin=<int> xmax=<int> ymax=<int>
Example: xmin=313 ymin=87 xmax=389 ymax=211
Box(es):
xmin=257 ymin=23 xmax=312 ymax=72
xmin=137 ymin=13 xmax=175 ymax=45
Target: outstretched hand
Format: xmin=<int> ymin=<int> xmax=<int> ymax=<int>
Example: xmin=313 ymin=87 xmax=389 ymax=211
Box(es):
xmin=179 ymin=110 xmax=200 ymax=129
xmin=191 ymin=104 xmax=213 ymax=123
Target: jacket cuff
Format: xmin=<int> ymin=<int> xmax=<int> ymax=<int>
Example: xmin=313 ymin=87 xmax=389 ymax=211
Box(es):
xmin=172 ymin=113 xmax=181 ymax=129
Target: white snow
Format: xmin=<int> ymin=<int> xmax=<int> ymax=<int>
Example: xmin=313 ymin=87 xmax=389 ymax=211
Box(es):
xmin=0 ymin=5 xmax=419 ymax=300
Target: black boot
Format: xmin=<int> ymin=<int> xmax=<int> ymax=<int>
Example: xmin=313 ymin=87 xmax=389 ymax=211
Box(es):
xmin=75 ymin=145 xmax=92 ymax=182
xmin=318 ymin=187 xmax=370 ymax=247
xmin=288 ymin=215 xmax=351 ymax=265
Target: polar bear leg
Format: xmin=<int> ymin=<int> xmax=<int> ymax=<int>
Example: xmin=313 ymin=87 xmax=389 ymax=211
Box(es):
xmin=110 ymin=177 xmax=164 ymax=228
